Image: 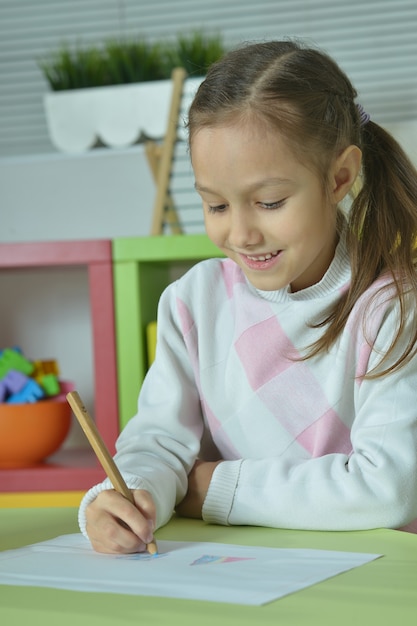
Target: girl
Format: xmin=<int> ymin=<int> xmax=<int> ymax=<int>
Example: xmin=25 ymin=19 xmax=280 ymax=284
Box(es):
xmin=80 ymin=40 xmax=417 ymax=554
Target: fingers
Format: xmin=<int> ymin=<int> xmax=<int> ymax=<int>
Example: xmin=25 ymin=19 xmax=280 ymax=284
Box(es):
xmin=85 ymin=489 xmax=156 ymax=554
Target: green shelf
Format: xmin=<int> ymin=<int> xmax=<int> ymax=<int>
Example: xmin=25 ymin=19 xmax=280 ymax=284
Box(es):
xmin=113 ymin=234 xmax=223 ymax=428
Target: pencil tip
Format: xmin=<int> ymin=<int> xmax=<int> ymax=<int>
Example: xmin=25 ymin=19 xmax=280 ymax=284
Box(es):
xmin=147 ymin=540 xmax=159 ymax=556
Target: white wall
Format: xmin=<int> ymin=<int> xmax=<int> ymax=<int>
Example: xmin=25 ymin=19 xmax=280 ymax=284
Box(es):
xmin=1 ymin=147 xmax=154 ymax=242
xmin=385 ymin=121 xmax=417 ymax=166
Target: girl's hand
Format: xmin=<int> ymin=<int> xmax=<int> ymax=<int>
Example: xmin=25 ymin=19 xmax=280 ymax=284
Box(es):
xmin=176 ymin=459 xmax=222 ymax=519
xmin=85 ymin=489 xmax=156 ymax=554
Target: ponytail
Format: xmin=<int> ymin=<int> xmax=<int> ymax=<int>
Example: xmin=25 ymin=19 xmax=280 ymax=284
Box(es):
xmin=313 ymin=121 xmax=417 ymax=377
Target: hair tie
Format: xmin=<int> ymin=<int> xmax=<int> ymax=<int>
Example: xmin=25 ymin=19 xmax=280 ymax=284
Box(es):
xmin=356 ymin=103 xmax=370 ymax=126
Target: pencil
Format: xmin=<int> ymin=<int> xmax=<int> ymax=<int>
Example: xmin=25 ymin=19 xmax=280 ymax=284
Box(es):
xmin=66 ymin=390 xmax=158 ymax=555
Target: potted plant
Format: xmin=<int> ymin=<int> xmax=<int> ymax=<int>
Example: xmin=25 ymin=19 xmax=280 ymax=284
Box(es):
xmin=39 ymin=31 xmax=225 ymax=153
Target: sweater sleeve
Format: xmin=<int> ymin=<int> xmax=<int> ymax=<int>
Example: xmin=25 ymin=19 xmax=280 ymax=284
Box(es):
xmin=203 ymin=300 xmax=417 ymax=531
xmin=78 ymin=281 xmax=204 ymax=536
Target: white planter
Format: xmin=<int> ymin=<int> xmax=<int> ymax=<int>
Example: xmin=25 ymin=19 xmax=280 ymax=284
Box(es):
xmin=44 ymin=77 xmax=203 ymax=153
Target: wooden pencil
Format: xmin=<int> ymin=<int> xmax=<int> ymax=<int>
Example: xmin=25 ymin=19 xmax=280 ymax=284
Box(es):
xmin=66 ymin=390 xmax=158 ymax=555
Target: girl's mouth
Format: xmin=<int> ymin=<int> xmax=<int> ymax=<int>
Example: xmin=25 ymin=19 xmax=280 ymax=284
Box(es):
xmin=246 ymin=251 xmax=279 ymax=262
xmin=240 ymin=250 xmax=282 ymax=270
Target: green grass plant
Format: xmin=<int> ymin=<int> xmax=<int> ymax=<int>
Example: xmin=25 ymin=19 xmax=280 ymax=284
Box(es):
xmin=40 ymin=31 xmax=226 ymax=91
xmin=164 ymin=30 xmax=225 ymax=77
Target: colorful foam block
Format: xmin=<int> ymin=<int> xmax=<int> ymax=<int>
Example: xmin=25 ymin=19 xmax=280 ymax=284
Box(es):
xmin=7 ymin=379 xmax=44 ymax=404
xmin=32 ymin=359 xmax=60 ymax=379
xmin=3 ymin=370 xmax=29 ymax=394
xmin=0 ymin=370 xmax=30 ymax=402
xmin=39 ymin=373 xmax=60 ymax=396
xmin=0 ymin=348 xmax=34 ymax=379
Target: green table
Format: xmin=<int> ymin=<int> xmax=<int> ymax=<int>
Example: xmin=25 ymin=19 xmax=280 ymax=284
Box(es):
xmin=1 ymin=508 xmax=417 ymax=625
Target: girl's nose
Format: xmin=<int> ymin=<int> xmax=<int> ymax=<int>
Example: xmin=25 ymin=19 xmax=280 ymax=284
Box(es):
xmin=227 ymin=208 xmax=263 ymax=249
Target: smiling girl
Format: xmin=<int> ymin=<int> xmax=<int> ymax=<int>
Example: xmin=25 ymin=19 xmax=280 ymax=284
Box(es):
xmin=80 ymin=40 xmax=417 ymax=554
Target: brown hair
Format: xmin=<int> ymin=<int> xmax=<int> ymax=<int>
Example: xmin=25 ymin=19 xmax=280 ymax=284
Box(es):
xmin=188 ymin=40 xmax=417 ymax=377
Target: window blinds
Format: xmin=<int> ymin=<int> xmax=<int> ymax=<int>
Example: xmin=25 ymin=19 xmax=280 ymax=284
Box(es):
xmin=0 ymin=0 xmax=416 ymax=158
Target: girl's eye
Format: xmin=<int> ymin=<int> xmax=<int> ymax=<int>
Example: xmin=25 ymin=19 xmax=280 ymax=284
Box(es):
xmin=207 ymin=203 xmax=227 ymax=214
xmin=260 ymin=198 xmax=287 ymax=210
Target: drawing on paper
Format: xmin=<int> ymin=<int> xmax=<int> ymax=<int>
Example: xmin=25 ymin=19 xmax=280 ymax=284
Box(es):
xmin=116 ymin=552 xmax=168 ymax=561
xmin=190 ymin=554 xmax=256 ymax=566
xmin=117 ymin=552 xmax=255 ymax=566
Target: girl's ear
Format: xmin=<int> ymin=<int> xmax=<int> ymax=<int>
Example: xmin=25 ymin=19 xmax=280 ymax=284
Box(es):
xmin=331 ymin=145 xmax=362 ymax=203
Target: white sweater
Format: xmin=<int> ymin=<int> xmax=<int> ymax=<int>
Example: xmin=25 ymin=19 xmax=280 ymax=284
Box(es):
xmin=79 ymin=236 xmax=417 ymax=535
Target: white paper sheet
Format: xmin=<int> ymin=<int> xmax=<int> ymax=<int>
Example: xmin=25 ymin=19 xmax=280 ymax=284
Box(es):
xmin=0 ymin=533 xmax=381 ymax=605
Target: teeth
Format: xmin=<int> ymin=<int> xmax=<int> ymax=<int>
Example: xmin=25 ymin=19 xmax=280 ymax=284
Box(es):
xmin=247 ymin=251 xmax=279 ymax=261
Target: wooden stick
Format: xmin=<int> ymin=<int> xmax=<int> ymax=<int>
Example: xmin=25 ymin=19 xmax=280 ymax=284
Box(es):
xmin=66 ymin=390 xmax=158 ymax=555
xmin=150 ymin=66 xmax=187 ymax=235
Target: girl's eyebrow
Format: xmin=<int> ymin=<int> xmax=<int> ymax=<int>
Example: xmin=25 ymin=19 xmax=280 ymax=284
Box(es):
xmin=194 ymin=177 xmax=293 ymax=194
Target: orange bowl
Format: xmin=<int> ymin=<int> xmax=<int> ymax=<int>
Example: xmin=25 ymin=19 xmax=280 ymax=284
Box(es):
xmin=0 ymin=384 xmax=73 ymax=469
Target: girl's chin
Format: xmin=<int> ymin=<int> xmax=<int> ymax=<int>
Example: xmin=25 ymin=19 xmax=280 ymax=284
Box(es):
xmin=241 ymin=270 xmax=288 ymax=292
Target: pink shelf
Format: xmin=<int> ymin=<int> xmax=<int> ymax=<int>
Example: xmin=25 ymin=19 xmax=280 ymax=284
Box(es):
xmin=0 ymin=240 xmax=119 ymax=493
xmin=0 ymin=449 xmax=107 ymax=492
